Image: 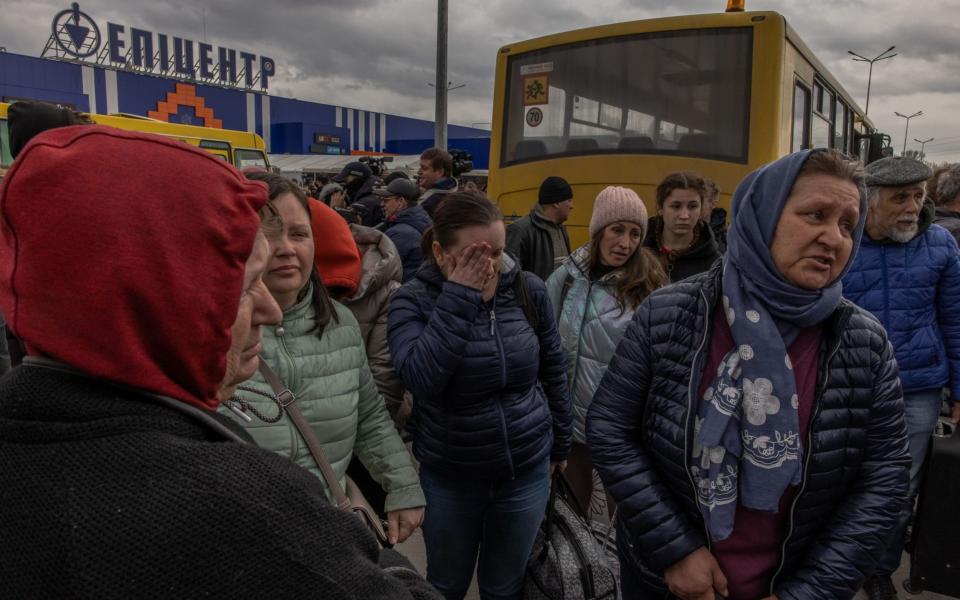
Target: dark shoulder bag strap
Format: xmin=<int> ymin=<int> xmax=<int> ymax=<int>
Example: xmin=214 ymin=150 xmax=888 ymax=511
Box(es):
xmin=257 ymin=361 xmax=352 ymax=510
xmin=513 ymin=271 xmax=540 ymax=333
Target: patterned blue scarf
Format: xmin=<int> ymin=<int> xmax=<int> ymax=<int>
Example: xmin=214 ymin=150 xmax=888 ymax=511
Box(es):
xmin=692 ymin=150 xmax=867 ymax=541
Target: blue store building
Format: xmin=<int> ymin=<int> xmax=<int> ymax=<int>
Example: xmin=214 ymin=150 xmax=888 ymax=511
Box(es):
xmin=0 ymin=3 xmax=490 ymax=167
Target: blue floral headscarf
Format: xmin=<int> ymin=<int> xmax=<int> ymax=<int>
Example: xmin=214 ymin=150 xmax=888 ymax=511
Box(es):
xmin=692 ymin=150 xmax=867 ymax=541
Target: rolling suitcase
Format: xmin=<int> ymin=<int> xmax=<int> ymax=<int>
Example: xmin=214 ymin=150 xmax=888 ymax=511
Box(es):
xmin=907 ymin=419 xmax=960 ymax=597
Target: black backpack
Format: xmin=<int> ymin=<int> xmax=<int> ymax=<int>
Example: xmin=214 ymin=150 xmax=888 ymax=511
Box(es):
xmin=513 ymin=270 xmax=573 ymax=335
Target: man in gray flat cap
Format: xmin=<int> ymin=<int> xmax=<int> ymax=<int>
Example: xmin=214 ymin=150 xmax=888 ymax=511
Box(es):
xmin=842 ymin=156 xmax=960 ymax=600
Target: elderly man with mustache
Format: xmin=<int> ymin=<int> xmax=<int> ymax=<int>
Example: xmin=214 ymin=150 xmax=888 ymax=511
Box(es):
xmin=842 ymin=156 xmax=960 ymax=600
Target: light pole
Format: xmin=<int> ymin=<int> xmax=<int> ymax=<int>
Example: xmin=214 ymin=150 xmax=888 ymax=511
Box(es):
xmin=894 ymin=111 xmax=923 ymax=155
xmin=848 ymin=46 xmax=897 ymax=116
xmin=428 ymin=81 xmax=466 ymax=92
xmin=434 ymin=0 xmax=448 ymax=150
xmin=914 ymin=137 xmax=934 ymax=160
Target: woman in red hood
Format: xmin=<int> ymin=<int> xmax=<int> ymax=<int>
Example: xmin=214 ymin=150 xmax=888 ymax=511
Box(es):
xmin=0 ymin=125 xmax=440 ymax=599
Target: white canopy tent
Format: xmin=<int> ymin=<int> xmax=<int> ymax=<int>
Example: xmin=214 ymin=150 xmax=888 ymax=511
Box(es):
xmin=267 ymin=154 xmax=423 ymax=179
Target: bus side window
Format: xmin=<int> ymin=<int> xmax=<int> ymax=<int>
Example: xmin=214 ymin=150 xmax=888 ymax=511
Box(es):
xmin=0 ymin=119 xmax=13 ymax=168
xmin=792 ymin=82 xmax=811 ymax=152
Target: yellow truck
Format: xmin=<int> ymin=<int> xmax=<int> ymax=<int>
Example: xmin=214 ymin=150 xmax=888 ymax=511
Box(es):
xmin=0 ymin=102 xmax=269 ymax=171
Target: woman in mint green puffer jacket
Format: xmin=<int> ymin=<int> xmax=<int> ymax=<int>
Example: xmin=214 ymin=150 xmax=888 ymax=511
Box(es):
xmin=220 ymin=173 xmax=425 ymax=546
xmin=545 ymin=186 xmax=665 ymax=515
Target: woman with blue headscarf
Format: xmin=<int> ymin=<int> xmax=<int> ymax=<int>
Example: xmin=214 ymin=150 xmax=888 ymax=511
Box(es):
xmin=587 ymin=149 xmax=910 ymax=600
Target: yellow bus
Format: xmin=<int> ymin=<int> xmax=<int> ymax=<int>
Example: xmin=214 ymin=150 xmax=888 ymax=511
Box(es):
xmin=488 ymin=9 xmax=887 ymax=247
xmin=0 ymin=102 xmax=269 ymax=171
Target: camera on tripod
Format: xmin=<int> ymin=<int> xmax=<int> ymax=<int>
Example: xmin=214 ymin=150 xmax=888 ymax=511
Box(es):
xmin=358 ymin=155 xmax=393 ymax=177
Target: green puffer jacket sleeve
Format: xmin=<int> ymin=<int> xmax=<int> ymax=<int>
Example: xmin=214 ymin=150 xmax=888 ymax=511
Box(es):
xmin=353 ymin=343 xmax=424 ymax=512
xmin=219 ymin=296 xmax=424 ymax=513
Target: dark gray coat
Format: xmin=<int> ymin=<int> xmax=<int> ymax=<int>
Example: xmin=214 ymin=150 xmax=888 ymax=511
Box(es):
xmin=505 ymin=205 xmax=570 ymax=282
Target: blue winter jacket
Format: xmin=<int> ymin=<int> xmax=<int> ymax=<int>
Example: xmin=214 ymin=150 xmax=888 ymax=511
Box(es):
xmin=587 ymin=262 xmax=909 ymax=600
xmin=382 ymin=205 xmax=432 ymax=283
xmin=842 ymin=222 xmax=960 ymax=398
xmin=387 ymin=255 xmax=572 ymax=479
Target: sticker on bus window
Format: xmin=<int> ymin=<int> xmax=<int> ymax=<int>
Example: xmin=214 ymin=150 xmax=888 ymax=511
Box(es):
xmin=520 ymin=62 xmax=553 ymax=75
xmin=526 ymin=107 xmax=544 ymax=128
xmin=523 ymin=74 xmax=549 ymax=106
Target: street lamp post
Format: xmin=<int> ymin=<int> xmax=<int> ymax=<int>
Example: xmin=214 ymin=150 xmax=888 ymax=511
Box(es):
xmin=848 ymin=46 xmax=897 ymax=116
xmin=914 ymin=137 xmax=934 ymax=160
xmin=894 ymin=110 xmax=923 ymax=155
xmin=434 ymin=0 xmax=448 ymax=150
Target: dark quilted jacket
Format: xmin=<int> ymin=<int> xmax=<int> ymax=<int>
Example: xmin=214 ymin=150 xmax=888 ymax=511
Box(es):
xmin=382 ymin=204 xmax=432 ymax=283
xmin=934 ymin=207 xmax=960 ymax=246
xmin=842 ymin=222 xmax=960 ymax=399
xmin=587 ymin=262 xmax=910 ymax=600
xmin=0 ymin=363 xmax=440 ymax=599
xmin=387 ymin=256 xmax=571 ymax=479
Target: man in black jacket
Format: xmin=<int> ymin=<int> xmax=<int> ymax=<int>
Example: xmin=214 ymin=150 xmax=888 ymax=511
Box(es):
xmin=417 ymin=147 xmax=458 ymax=217
xmin=0 ymin=125 xmax=439 ymax=600
xmin=505 ymin=176 xmax=573 ymax=281
xmin=334 ymin=161 xmax=384 ymax=227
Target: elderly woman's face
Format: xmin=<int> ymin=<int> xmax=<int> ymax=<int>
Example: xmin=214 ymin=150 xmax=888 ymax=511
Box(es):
xmin=770 ymin=173 xmax=860 ymax=291
xmin=217 ymin=235 xmax=282 ymax=403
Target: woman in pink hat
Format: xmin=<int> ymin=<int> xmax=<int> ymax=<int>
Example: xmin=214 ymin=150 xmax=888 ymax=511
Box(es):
xmin=546 ymin=186 xmax=666 ymax=515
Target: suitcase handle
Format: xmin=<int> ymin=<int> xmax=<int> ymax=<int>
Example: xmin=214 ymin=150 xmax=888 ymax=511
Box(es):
xmin=933 ymin=418 xmax=955 ymax=438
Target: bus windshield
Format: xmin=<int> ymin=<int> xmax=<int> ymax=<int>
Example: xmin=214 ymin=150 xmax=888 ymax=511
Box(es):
xmin=235 ymin=149 xmax=268 ymax=169
xmin=502 ymin=27 xmax=753 ymax=166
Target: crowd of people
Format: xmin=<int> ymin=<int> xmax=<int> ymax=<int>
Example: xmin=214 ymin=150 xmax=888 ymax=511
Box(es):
xmin=1 ymin=100 xmax=959 ymax=600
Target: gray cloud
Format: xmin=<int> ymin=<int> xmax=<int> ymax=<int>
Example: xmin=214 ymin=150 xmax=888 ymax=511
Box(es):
xmin=2 ymin=0 xmax=959 ymax=159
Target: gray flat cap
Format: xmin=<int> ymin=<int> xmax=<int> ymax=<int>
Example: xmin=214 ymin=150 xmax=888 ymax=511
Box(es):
xmin=374 ymin=178 xmax=420 ymax=202
xmin=865 ymin=156 xmax=933 ymax=187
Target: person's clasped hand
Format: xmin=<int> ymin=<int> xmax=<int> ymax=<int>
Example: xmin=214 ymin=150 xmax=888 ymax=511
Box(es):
xmin=664 ymin=546 xmax=728 ymax=600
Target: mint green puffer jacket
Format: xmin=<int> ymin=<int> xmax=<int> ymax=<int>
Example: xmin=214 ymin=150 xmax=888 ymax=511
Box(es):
xmin=546 ymin=245 xmax=637 ymax=445
xmin=220 ymin=292 xmax=424 ymax=512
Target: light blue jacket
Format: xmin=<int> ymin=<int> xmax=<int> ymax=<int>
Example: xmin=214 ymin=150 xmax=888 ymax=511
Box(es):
xmin=546 ymin=246 xmax=636 ymax=444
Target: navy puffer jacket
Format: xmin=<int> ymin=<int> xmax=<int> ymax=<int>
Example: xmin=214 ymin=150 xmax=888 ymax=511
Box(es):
xmin=587 ymin=262 xmax=910 ymax=600
xmin=382 ymin=204 xmax=432 ymax=283
xmin=388 ymin=255 xmax=571 ymax=479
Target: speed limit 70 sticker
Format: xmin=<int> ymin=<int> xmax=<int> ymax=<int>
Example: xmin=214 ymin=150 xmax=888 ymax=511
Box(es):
xmin=526 ymin=107 xmax=544 ymax=127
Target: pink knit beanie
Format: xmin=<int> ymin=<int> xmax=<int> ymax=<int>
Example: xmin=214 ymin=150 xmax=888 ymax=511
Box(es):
xmin=588 ymin=186 xmax=649 ymax=238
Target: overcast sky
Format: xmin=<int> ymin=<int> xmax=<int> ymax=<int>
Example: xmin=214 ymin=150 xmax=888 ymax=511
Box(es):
xmin=2 ymin=0 xmax=958 ymax=162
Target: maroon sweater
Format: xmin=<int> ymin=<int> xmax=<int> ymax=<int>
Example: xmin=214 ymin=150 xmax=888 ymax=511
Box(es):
xmin=697 ymin=306 xmax=822 ymax=600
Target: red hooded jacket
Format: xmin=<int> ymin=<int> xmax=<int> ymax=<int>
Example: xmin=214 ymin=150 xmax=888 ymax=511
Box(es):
xmin=0 ymin=125 xmax=267 ymax=410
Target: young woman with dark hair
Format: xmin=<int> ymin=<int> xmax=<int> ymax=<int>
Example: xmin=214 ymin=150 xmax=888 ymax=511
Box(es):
xmin=220 ymin=172 xmax=425 ymax=547
xmin=644 ymin=171 xmax=722 ymax=282
xmin=546 ymin=186 xmax=666 ymax=515
xmin=388 ymin=191 xmax=572 ymax=600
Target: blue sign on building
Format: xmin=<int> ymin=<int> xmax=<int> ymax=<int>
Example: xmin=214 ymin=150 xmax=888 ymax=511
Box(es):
xmin=44 ymin=2 xmax=274 ymax=91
